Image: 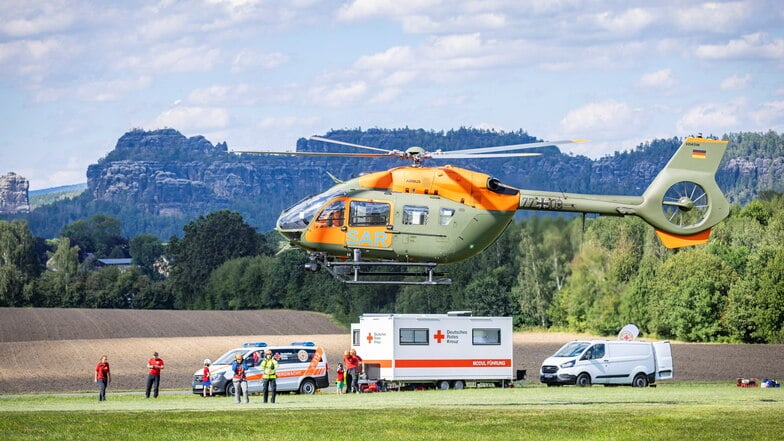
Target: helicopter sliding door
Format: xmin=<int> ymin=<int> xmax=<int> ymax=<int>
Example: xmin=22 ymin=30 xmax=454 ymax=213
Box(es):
xmin=345 ymin=200 xmax=394 ymax=259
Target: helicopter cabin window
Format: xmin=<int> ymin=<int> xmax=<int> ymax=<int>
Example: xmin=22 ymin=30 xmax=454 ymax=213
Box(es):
xmin=399 ymin=328 xmax=429 ymax=345
xmin=316 ymin=200 xmax=345 ymax=227
xmin=349 ymin=201 xmax=390 ymax=226
xmin=472 ymin=328 xmax=501 ymax=345
xmin=402 ymin=205 xmax=429 ymax=225
xmin=439 ymin=208 xmax=456 ymax=226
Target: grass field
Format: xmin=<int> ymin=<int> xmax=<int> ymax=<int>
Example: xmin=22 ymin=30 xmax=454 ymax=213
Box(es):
xmin=2 ymin=384 xmax=782 ymax=440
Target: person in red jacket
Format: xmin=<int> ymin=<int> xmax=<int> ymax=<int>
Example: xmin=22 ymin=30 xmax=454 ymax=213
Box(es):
xmin=95 ymin=355 xmax=111 ymax=401
xmin=145 ymin=351 xmax=165 ymax=398
xmin=343 ymin=348 xmax=363 ymax=393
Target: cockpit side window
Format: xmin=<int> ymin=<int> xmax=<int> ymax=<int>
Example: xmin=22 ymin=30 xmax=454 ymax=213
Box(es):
xmin=350 ymin=201 xmax=390 ymax=226
xmin=316 ymin=200 xmax=345 ymax=227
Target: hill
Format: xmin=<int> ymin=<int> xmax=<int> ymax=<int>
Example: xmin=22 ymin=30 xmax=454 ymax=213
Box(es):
xmin=0 ymin=308 xmax=782 ymax=394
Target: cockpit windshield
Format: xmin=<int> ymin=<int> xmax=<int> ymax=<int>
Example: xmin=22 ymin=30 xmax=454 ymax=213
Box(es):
xmin=277 ymin=187 xmax=346 ymax=231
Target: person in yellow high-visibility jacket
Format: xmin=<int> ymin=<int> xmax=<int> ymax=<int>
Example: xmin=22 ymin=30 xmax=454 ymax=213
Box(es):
xmin=260 ymin=349 xmax=279 ymax=403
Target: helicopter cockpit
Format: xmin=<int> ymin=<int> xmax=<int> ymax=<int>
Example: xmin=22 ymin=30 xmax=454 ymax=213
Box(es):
xmin=277 ymin=187 xmax=346 ymax=233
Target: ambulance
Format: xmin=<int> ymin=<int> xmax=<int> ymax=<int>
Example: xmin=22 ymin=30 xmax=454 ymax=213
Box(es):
xmin=192 ymin=342 xmax=329 ymax=395
xmin=351 ymin=312 xmax=514 ymax=390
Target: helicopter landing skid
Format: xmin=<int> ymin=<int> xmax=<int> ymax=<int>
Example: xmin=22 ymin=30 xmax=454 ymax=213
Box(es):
xmin=305 ymin=251 xmax=451 ymax=285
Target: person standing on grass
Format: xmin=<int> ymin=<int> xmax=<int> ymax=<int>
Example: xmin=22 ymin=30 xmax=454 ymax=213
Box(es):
xmin=232 ymin=353 xmax=249 ymax=404
xmin=336 ymin=362 xmax=345 ymax=395
xmin=145 ymin=351 xmax=165 ymax=398
xmin=260 ymin=349 xmax=278 ymax=403
xmin=344 ymin=348 xmax=363 ymax=393
xmin=95 ymin=355 xmax=111 ymax=401
xmin=202 ymin=359 xmax=214 ymax=397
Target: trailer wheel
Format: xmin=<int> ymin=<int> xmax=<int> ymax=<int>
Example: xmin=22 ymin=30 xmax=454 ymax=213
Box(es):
xmin=453 ymin=380 xmax=465 ymax=390
xmin=437 ymin=380 xmax=450 ymax=390
xmin=576 ymin=373 xmax=592 ymax=387
xmin=632 ymin=373 xmax=649 ymax=388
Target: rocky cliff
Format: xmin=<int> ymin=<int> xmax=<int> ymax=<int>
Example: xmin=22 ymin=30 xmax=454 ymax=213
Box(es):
xmin=79 ymin=128 xmax=783 ymax=238
xmin=0 ymin=172 xmax=30 ymax=214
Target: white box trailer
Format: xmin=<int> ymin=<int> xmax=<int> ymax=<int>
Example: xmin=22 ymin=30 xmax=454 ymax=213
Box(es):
xmin=351 ymin=312 xmax=514 ymax=390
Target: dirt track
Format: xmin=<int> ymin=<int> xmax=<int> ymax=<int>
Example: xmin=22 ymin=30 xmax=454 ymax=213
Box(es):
xmin=0 ymin=308 xmax=782 ymax=394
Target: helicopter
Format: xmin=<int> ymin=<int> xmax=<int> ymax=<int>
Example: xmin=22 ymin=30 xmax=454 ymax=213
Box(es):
xmin=237 ymin=134 xmax=730 ymax=285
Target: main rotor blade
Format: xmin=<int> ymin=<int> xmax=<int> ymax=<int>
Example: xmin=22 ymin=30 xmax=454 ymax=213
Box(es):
xmin=309 ymin=136 xmax=392 ymax=153
xmin=446 ymin=139 xmax=588 ymax=155
xmin=233 ymin=150 xmax=392 ymax=158
xmin=429 ymin=152 xmax=542 ymax=159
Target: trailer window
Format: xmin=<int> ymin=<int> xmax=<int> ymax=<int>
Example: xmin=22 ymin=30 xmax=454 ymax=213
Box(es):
xmin=400 ymin=328 xmax=429 ymax=345
xmin=472 ymin=328 xmax=501 ymax=345
xmin=352 ymin=329 xmax=360 ymax=346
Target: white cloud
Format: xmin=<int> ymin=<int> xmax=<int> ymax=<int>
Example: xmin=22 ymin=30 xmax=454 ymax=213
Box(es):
xmin=695 ymin=33 xmax=784 ymax=60
xmin=676 ymin=103 xmax=739 ymax=134
xmin=402 ymin=12 xmax=506 ymax=34
xmin=232 ymin=49 xmax=289 ymax=72
xmin=638 ymin=68 xmax=674 ymax=89
xmin=187 ymin=84 xmax=253 ymax=105
xmin=673 ymin=2 xmax=751 ymax=33
xmin=336 ymin=0 xmax=442 ymax=21
xmin=593 ymin=8 xmax=656 ymax=35
xmin=720 ymin=73 xmax=751 ymax=90
xmin=354 ymin=46 xmax=414 ymax=70
xmin=117 ymin=45 xmax=223 ymax=74
xmin=308 ymin=81 xmax=368 ymax=106
xmin=560 ymin=100 xmax=635 ymax=134
xmin=748 ymin=100 xmax=784 ymax=130
xmin=0 ymin=7 xmax=75 ymax=37
xmin=76 ymin=76 xmax=152 ymax=102
xmin=152 ymin=106 xmax=231 ymax=132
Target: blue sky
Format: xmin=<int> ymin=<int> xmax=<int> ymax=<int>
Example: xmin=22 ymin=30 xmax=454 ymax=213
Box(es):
xmin=1 ymin=0 xmax=783 ymax=190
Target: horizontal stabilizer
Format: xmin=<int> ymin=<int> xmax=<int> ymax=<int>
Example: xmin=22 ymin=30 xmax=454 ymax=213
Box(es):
xmin=655 ymin=229 xmax=711 ymax=248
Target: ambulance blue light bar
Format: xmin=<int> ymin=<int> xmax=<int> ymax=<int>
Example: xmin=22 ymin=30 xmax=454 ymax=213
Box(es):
xmin=290 ymin=341 xmax=315 ymax=346
xmin=243 ymin=342 xmax=268 ymax=347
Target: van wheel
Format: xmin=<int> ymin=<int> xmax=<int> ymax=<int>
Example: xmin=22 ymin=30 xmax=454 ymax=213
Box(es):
xmin=576 ymin=373 xmax=592 ymax=387
xmin=437 ymin=380 xmax=450 ymax=390
xmin=225 ymin=382 xmax=236 ymax=397
xmin=632 ymin=373 xmax=649 ymax=388
xmin=299 ymin=379 xmax=316 ymax=395
xmin=453 ymin=380 xmax=465 ymax=390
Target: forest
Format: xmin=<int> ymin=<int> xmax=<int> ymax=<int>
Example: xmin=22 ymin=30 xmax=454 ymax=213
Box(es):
xmin=1 ymin=190 xmax=782 ymax=344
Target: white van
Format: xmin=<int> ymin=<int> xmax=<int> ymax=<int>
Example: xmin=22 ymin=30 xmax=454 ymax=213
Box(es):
xmin=539 ymin=340 xmax=673 ymax=387
xmin=192 ymin=342 xmax=329 ymax=395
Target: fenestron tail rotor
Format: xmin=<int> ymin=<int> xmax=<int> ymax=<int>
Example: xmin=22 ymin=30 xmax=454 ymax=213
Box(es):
xmin=661 ymin=181 xmax=710 ymax=228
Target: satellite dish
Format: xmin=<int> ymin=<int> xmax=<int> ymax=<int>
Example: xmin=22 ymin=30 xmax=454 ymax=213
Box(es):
xmin=618 ymin=324 xmax=640 ymax=341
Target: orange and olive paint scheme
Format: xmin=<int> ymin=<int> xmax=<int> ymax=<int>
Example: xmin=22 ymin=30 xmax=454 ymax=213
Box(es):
xmin=279 ymin=136 xmax=730 ymax=266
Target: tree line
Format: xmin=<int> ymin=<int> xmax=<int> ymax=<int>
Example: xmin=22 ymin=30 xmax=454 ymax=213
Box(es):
xmin=1 ymin=192 xmax=783 ymax=343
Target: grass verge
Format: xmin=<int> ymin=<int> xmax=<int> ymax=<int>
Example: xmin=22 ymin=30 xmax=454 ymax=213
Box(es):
xmin=1 ymin=384 xmax=781 ymax=440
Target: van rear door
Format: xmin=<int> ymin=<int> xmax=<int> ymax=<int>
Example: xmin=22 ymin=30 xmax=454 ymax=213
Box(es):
xmin=653 ymin=341 xmax=673 ymax=380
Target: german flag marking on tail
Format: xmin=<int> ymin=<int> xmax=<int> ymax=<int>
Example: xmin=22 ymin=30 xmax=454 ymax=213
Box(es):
xmin=691 ymin=149 xmax=707 ymax=159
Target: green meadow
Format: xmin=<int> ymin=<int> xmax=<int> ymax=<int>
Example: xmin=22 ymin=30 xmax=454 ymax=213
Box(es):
xmin=2 ymin=383 xmax=782 ymax=440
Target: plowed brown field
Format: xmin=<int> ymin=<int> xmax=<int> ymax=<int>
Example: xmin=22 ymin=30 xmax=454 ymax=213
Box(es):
xmin=1 ymin=308 xmax=782 ymax=394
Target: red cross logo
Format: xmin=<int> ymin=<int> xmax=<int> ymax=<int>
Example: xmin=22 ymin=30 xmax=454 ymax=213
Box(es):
xmin=367 ymin=332 xmax=373 ymax=344
xmin=434 ymin=330 xmax=445 ymax=343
